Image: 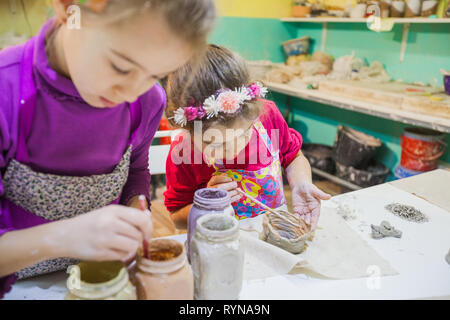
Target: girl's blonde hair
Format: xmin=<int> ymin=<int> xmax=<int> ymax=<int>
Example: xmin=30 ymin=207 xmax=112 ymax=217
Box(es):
xmin=166 ymin=45 xmax=263 ymax=132
xmin=66 ymin=0 xmax=216 ymax=48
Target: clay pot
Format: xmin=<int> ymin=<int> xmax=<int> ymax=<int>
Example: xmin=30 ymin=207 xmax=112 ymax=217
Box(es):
xmin=293 ymin=5 xmax=312 ymax=17
xmin=336 ymin=159 xmax=390 ymax=188
xmin=262 ymin=210 xmax=311 ymax=254
xmin=302 ymin=143 xmax=336 ymax=174
xmin=282 ymin=36 xmax=311 ymax=57
xmin=391 ymin=1 xmax=406 ymax=16
xmin=404 ymin=0 xmax=422 ymax=16
xmin=380 ymin=0 xmax=393 ymax=17
xmin=421 ymin=0 xmax=439 ymax=16
xmin=332 ymin=125 xmax=382 ymax=168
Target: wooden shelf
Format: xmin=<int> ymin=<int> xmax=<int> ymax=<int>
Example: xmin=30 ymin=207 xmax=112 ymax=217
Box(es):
xmin=266 ymin=81 xmax=450 ymax=133
xmin=281 ymin=17 xmax=450 ymax=23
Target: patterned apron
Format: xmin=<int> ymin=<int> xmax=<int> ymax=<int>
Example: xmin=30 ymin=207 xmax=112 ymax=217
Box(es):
xmin=1 ymin=36 xmax=141 ymax=279
xmin=212 ymin=120 xmax=287 ymax=222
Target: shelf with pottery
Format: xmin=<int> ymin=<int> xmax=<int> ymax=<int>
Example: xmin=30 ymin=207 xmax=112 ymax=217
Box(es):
xmin=265 ymin=81 xmax=450 ymax=133
xmin=281 ymin=14 xmax=449 ymax=61
xmin=280 ymin=17 xmax=450 ymax=23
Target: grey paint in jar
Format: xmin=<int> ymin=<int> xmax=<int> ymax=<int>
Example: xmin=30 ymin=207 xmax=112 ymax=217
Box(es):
xmin=190 ymin=214 xmax=244 ymax=300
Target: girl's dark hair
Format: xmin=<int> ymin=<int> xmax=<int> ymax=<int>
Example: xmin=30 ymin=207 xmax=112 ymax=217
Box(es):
xmin=166 ymin=45 xmax=263 ymax=132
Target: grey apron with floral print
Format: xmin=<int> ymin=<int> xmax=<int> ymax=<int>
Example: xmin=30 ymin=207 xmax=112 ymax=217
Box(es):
xmin=1 ymin=37 xmax=142 ymax=280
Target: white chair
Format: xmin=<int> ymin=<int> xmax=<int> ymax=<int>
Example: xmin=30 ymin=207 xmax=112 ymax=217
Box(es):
xmin=148 ymin=130 xmax=181 ymax=175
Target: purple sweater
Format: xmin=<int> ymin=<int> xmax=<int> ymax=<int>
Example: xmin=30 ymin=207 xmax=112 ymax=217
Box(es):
xmin=0 ymin=20 xmax=166 ymax=297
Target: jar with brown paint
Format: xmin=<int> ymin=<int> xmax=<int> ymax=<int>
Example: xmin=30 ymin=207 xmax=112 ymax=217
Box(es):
xmin=65 ymin=261 xmax=136 ymax=300
xmin=129 ymin=239 xmax=194 ymax=300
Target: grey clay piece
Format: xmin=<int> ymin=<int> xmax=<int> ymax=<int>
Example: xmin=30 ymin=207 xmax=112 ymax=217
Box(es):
xmin=371 ymin=221 xmax=402 ymax=239
xmin=446 ymin=249 xmax=450 ymax=266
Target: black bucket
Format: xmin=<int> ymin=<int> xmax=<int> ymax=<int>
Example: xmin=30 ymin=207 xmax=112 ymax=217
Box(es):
xmin=332 ymin=125 xmax=382 ymax=168
xmin=336 ymin=159 xmax=389 ymax=188
xmin=302 ymin=143 xmax=336 ymax=174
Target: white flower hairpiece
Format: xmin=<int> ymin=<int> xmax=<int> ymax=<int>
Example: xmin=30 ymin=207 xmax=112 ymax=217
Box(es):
xmin=170 ymin=82 xmax=268 ymax=127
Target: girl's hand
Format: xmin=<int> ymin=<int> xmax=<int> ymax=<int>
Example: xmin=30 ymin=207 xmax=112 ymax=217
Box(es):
xmin=207 ymin=173 xmax=243 ymax=203
xmin=58 ymin=205 xmax=153 ymax=262
xmin=291 ymin=183 xmax=331 ymax=230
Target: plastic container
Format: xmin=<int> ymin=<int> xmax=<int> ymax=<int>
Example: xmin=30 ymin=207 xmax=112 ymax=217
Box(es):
xmin=130 ymin=239 xmax=194 ymax=300
xmin=400 ymin=127 xmax=446 ymax=172
xmin=282 ymin=37 xmax=311 ymax=57
xmin=332 ymin=125 xmax=382 ymax=168
xmin=187 ymin=188 xmax=234 ymax=262
xmin=441 ymin=69 xmax=450 ymax=95
xmin=190 ymin=214 xmax=244 ymax=300
xmin=394 ymin=165 xmax=423 ymax=179
xmin=65 ymin=261 xmax=136 ymax=300
xmin=336 ymin=159 xmax=390 ymax=188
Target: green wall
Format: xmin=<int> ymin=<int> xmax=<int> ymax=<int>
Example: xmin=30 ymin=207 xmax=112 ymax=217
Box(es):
xmin=209 ymin=17 xmax=450 ymax=179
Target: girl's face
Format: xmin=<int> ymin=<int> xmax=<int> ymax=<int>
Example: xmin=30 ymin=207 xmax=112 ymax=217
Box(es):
xmin=197 ymin=118 xmax=254 ymax=163
xmin=56 ymin=9 xmax=193 ymax=108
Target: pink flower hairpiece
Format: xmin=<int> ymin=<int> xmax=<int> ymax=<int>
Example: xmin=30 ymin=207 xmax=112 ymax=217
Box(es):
xmin=170 ymin=82 xmax=268 ymax=127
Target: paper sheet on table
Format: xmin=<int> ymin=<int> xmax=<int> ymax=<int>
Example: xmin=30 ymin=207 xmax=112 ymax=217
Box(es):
xmin=241 ymin=207 xmax=398 ymax=280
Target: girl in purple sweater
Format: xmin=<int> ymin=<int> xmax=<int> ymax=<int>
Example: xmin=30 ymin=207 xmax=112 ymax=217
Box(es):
xmin=0 ymin=0 xmax=215 ymax=297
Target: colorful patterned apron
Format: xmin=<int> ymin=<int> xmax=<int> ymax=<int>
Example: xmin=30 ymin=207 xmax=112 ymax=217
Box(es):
xmin=1 ymin=36 xmax=141 ymax=279
xmin=212 ymin=120 xmax=286 ymax=220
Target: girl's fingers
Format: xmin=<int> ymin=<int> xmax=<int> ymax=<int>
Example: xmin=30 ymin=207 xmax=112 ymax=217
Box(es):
xmin=311 ymin=185 xmax=332 ymax=200
xmin=115 ymin=220 xmax=143 ymax=243
xmin=116 ymin=208 xmax=153 ymax=240
xmin=209 ymin=174 xmax=233 ymax=186
xmin=217 ymin=181 xmax=238 ymax=192
xmin=104 ymin=248 xmax=132 ymax=262
xmin=300 ymin=212 xmax=311 ymax=225
xmin=108 ymin=234 xmax=140 ymax=254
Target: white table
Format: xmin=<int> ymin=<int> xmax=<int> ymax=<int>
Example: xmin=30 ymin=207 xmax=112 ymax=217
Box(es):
xmin=4 ymin=171 xmax=450 ymax=300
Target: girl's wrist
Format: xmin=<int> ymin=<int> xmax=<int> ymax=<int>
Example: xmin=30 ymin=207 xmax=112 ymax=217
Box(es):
xmin=40 ymin=220 xmax=71 ymax=259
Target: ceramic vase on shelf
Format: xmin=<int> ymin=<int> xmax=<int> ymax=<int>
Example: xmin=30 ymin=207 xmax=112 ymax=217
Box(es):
xmin=391 ymin=0 xmax=406 ymax=16
xmin=350 ymin=3 xmax=368 ymax=17
xmin=292 ymin=5 xmax=312 ymax=17
xmin=421 ymin=0 xmax=439 ymax=16
xmin=404 ymin=0 xmax=422 ymax=16
xmin=380 ymin=0 xmax=393 ymax=17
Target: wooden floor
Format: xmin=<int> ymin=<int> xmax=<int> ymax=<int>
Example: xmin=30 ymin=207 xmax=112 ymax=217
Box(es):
xmin=150 ymin=179 xmax=343 ymax=238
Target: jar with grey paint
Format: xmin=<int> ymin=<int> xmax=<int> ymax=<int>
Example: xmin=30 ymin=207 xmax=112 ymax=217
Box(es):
xmin=190 ymin=214 xmax=244 ymax=300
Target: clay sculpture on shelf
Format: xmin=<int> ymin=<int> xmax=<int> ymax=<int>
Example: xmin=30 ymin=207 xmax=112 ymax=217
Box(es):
xmin=371 ymin=221 xmax=402 ymax=239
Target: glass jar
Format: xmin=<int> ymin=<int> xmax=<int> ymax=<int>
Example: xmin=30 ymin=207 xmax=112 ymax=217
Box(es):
xmin=65 ymin=261 xmax=136 ymax=300
xmin=129 ymin=238 xmax=193 ymax=300
xmin=190 ymin=214 xmax=244 ymax=300
xmin=187 ymin=188 xmax=234 ymax=261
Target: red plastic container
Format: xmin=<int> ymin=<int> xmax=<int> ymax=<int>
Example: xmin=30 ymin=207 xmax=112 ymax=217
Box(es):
xmin=158 ymin=117 xmax=172 ymax=145
xmin=400 ymin=128 xmax=446 ymax=172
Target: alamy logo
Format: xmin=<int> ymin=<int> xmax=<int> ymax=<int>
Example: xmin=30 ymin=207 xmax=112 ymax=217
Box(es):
xmin=67 ymin=5 xmax=81 ymax=30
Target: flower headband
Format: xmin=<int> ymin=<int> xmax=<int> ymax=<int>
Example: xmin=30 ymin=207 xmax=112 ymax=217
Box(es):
xmin=171 ymin=82 xmax=268 ymax=127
